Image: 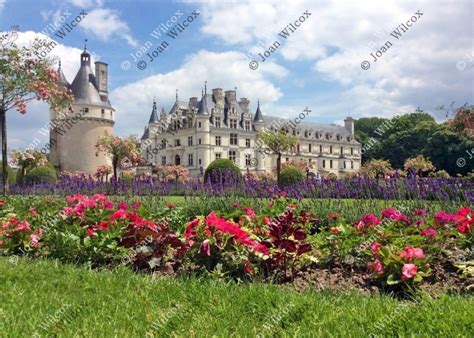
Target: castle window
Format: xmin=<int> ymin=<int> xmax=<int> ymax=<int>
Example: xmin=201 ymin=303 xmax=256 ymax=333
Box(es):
xmin=351 ymin=147 xmax=354 ymax=155
xmin=351 ymin=161 xmax=354 ymax=169
xmin=230 ymin=119 xmax=237 ymax=129
xmin=161 ymin=156 xmax=166 ymax=165
xmin=198 ymin=122 xmax=202 ymax=128
xmin=229 ymin=150 xmax=236 ymax=163
xmin=188 ymin=136 xmax=193 ymax=146
xmin=215 ymin=117 xmax=221 ymax=128
xmin=297 ymin=144 xmax=300 ymax=153
xmin=323 ymin=160 xmax=326 ymax=168
xmin=110 ymin=111 xmax=113 ymax=118
xmin=215 ymin=153 xmax=221 ymax=160
xmin=319 ymin=145 xmax=322 ymax=153
xmin=199 ymin=159 xmax=202 ymax=165
xmin=286 ymin=157 xmax=289 ymax=162
xmin=309 ymin=144 xmax=312 ymax=153
xmin=330 ymin=160 xmax=333 ymax=169
xmin=340 ymin=146 xmax=343 ymax=155
xmin=161 ymin=139 xmax=167 ymax=149
xmin=245 ymin=121 xmax=250 ymax=131
xmin=101 ymin=109 xmax=105 ymax=118
xmin=245 ymin=154 xmax=251 ymax=166
xmin=175 ymin=139 xmax=181 ymax=147
xmin=215 ymin=136 xmax=221 ymax=146
xmin=175 ymin=154 xmax=181 ymax=166
xmin=330 ymin=146 xmax=333 ymax=154
xmin=199 ymin=138 xmax=202 ymax=145
xmin=84 ymin=108 xmax=89 ymax=113
xmin=344 ymin=161 xmax=346 ymax=169
xmin=188 ymin=154 xmax=193 ymax=166
xmin=245 ymin=138 xmax=251 ymax=148
xmin=230 ymin=133 xmax=238 ymax=145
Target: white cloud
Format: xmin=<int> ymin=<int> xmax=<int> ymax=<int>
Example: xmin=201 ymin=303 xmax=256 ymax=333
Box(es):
xmin=110 ymin=49 xmax=288 ymax=137
xmin=69 ymin=0 xmax=104 ymax=8
xmin=198 ymin=0 xmax=474 ymax=121
xmin=79 ymin=8 xmax=138 ymax=47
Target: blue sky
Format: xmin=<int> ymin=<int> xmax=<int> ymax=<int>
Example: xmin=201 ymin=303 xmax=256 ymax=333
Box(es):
xmin=0 ymin=0 xmax=473 ymax=149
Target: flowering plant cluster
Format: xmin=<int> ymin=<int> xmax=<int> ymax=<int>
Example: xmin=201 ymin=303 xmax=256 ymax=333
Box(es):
xmin=0 ymin=215 xmax=43 ymax=254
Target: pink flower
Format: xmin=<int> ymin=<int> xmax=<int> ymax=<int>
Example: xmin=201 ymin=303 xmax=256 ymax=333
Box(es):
xmin=434 ymin=211 xmax=456 ymax=226
xmin=30 ymin=234 xmax=40 ymax=248
xmin=399 ymin=246 xmax=425 ymax=261
xmin=413 ymin=209 xmax=428 ymax=217
xmin=86 ymin=227 xmax=96 ymax=237
xmin=243 ymin=207 xmax=256 ymax=219
xmin=185 ymin=218 xmax=200 ymax=239
xmin=104 ymin=201 xmax=114 ymax=210
xmin=263 ymin=216 xmax=272 ymax=225
xmin=92 ymin=193 xmax=107 ymax=202
xmin=370 ymin=242 xmax=382 ymax=256
xmin=401 ymin=263 xmax=417 ymax=281
xmin=382 ymin=208 xmax=410 ymax=223
xmin=199 ymin=239 xmax=211 ymax=256
xmin=353 ymin=213 xmax=380 ymax=232
xmin=117 ymin=202 xmax=128 ymax=210
xmin=420 ymin=228 xmax=437 ymax=238
xmin=368 ymin=259 xmax=384 ymax=275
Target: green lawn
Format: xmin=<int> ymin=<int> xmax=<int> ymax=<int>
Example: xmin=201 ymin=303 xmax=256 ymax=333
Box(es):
xmin=1 ymin=258 xmax=473 ymax=337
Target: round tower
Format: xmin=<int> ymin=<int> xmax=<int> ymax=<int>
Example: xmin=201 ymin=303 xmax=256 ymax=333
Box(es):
xmin=50 ymin=47 xmax=115 ymax=175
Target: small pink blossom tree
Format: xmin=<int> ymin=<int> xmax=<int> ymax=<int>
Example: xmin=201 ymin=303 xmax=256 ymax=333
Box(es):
xmin=0 ymin=33 xmax=73 ymax=194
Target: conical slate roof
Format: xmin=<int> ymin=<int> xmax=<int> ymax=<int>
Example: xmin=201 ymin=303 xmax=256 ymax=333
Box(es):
xmin=253 ymin=100 xmax=264 ymax=123
xmin=141 ymin=126 xmax=150 ymax=140
xmin=70 ymin=49 xmax=111 ymax=107
xmin=148 ymin=100 xmax=159 ymax=123
xmin=57 ymin=61 xmax=70 ymax=87
xmin=197 ymin=94 xmax=211 ymax=115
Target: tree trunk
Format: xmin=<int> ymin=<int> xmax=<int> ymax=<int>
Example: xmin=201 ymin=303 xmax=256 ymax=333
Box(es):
xmin=113 ymin=158 xmax=118 ymax=180
xmin=276 ymin=153 xmax=281 ymax=186
xmin=1 ymin=106 xmax=7 ymax=196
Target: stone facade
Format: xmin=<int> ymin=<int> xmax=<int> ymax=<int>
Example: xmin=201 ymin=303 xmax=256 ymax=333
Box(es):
xmin=50 ymin=49 xmax=115 ymax=175
xmin=141 ymin=87 xmax=361 ymax=177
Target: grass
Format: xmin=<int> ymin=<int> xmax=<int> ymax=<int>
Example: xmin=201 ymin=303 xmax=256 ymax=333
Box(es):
xmin=1 ymin=257 xmax=473 ymax=337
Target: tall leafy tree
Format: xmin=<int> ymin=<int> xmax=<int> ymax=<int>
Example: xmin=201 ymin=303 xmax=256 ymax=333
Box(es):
xmin=0 ymin=33 xmax=72 ymax=194
xmin=257 ymin=130 xmax=298 ymax=185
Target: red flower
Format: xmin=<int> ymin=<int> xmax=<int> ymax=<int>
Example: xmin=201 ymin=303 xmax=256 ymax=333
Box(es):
xmin=30 ymin=234 xmax=40 ymax=248
xmin=413 ymin=209 xmax=428 ymax=217
xmin=110 ymin=209 xmax=128 ymax=220
xmin=244 ymin=265 xmax=252 ymax=273
xmin=329 ymin=226 xmax=341 ymax=234
xmin=263 ymin=216 xmax=272 ymax=225
xmin=96 ymin=221 xmax=110 ymax=231
xmin=327 ymin=213 xmax=339 ymax=220
xmin=280 ymin=191 xmax=287 ymax=198
xmin=185 ymin=218 xmax=200 ymax=239
xmin=420 ymin=228 xmax=437 ymax=238
xmin=353 ymin=213 xmax=381 ymax=232
xmin=167 ymin=203 xmax=175 ymax=209
xmin=401 ymin=263 xmax=417 ymax=281
xmin=453 ymin=207 xmax=472 ymax=234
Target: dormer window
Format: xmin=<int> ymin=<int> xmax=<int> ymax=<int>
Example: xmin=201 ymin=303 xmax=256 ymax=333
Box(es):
xmin=244 ymin=121 xmax=250 ymax=131
xmin=101 ymin=109 xmax=105 ymax=118
xmin=215 ymin=117 xmax=221 ymax=128
xmin=230 ymin=119 xmax=237 ymax=129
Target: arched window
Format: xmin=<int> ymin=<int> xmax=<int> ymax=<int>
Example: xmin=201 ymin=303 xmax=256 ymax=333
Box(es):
xmin=175 ymin=154 xmax=181 ymax=165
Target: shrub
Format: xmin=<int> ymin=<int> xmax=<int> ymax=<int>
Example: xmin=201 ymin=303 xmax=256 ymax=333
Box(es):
xmin=204 ymin=159 xmax=242 ymax=184
xmin=0 ymin=161 xmax=16 ymax=185
xmin=24 ymin=166 xmax=57 ymax=184
xmin=279 ymin=166 xmax=304 ymax=187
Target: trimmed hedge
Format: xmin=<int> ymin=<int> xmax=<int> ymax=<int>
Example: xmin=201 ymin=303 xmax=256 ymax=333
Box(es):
xmin=279 ymin=166 xmax=304 ymax=187
xmin=24 ymin=166 xmax=57 ymax=184
xmin=204 ymin=159 xmax=242 ymax=184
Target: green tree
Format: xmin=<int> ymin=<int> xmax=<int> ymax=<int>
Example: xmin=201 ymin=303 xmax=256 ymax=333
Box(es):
xmin=257 ymin=130 xmax=298 ymax=185
xmin=0 ymin=33 xmax=72 ymax=194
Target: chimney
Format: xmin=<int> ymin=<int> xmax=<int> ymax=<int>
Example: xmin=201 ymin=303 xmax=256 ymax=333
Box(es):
xmin=224 ymin=89 xmax=236 ymax=103
xmin=189 ymin=97 xmax=198 ymax=109
xmin=95 ymin=61 xmax=108 ymax=99
xmin=212 ymin=88 xmax=223 ymax=107
xmin=239 ymin=97 xmax=249 ymax=113
xmin=344 ymin=117 xmax=354 ymax=135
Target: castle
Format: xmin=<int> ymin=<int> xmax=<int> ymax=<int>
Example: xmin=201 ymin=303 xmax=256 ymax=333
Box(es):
xmin=140 ymin=86 xmax=362 ymax=177
xmin=49 ymin=47 xmax=115 ymax=174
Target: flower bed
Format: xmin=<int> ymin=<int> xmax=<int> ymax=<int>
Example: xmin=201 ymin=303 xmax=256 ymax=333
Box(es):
xmin=0 ymin=194 xmax=472 ymax=294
